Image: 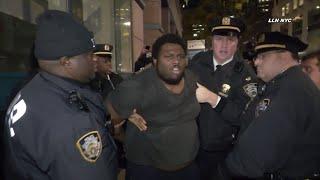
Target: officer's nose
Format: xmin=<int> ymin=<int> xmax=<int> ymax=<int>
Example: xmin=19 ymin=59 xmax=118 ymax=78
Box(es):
xmin=92 ymin=54 xmax=98 ymax=62
xmin=254 ymin=57 xmax=261 ymax=67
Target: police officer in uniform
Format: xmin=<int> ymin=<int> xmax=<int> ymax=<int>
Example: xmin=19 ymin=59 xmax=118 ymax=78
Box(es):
xmin=91 ymin=43 xmax=123 ymax=100
xmin=219 ymin=32 xmax=320 ymax=179
xmin=3 ymin=10 xmax=117 ymax=180
xmin=91 ymin=44 xmax=126 ymax=169
xmin=189 ymin=16 xmax=258 ymax=179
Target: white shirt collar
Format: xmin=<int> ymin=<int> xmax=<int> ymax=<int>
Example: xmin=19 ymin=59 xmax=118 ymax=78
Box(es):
xmin=212 ymin=55 xmax=234 ymax=71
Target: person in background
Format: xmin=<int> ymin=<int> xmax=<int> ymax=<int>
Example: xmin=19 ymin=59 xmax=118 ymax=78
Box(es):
xmin=301 ymin=50 xmax=320 ymax=89
xmin=3 ymin=10 xmax=117 ymax=180
xmin=134 ymin=45 xmax=153 ymax=72
xmin=188 ymin=16 xmax=258 ymax=180
xmin=91 ymin=43 xmax=123 ymax=100
xmin=216 ymin=31 xmax=320 ymax=179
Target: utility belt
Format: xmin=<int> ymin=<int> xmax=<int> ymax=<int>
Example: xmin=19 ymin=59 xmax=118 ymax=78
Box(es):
xmin=263 ymin=172 xmax=320 ymax=180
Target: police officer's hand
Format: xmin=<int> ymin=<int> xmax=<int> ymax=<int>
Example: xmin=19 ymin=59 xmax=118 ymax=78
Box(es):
xmin=196 ymin=82 xmax=220 ymax=108
xmin=128 ymin=109 xmax=147 ymax=131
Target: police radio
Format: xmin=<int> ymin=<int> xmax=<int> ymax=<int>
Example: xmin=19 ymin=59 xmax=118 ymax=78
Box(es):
xmin=68 ymin=90 xmax=90 ymax=112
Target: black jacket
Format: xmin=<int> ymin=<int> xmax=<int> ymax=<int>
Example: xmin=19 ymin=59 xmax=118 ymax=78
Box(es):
xmin=189 ymin=50 xmax=258 ymax=151
xmin=226 ymin=66 xmax=320 ymax=178
xmin=3 ymin=71 xmax=117 ymax=180
xmin=91 ymin=72 xmax=123 ymax=100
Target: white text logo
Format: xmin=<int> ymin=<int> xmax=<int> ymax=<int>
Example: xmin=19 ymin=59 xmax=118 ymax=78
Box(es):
xmin=268 ymin=18 xmax=292 ymax=23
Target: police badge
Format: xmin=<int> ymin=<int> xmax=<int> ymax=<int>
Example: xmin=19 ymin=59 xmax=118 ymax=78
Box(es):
xmin=243 ymin=83 xmax=257 ymax=99
xmin=218 ymin=84 xmax=231 ymax=97
xmin=76 ymin=131 xmax=102 ymax=163
xmin=255 ymin=98 xmax=270 ymax=118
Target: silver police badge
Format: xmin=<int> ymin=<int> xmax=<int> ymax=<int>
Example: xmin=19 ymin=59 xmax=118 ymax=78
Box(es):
xmin=255 ymin=98 xmax=270 ymax=118
xmin=76 ymin=131 xmax=102 ymax=163
xmin=243 ymin=83 xmax=258 ymax=99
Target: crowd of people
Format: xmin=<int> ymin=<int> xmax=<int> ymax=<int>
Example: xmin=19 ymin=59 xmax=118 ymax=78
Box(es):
xmin=2 ymin=10 xmax=320 ymax=180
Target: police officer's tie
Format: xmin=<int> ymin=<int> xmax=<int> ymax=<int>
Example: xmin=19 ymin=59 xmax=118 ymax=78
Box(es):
xmin=215 ymin=65 xmax=222 ymax=71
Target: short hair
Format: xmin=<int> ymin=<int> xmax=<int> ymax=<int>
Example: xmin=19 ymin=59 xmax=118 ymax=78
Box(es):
xmin=302 ymin=50 xmax=320 ymax=67
xmin=152 ymin=34 xmax=187 ymax=59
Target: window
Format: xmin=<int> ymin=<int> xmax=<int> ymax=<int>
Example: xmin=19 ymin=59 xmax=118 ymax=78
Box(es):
xmin=285 ymin=3 xmax=290 ymax=14
xmin=299 ymin=0 xmax=304 ymax=6
xmin=282 ymin=6 xmax=286 ymax=16
xmin=115 ymin=0 xmax=133 ymax=73
xmin=293 ymin=0 xmax=298 ymax=10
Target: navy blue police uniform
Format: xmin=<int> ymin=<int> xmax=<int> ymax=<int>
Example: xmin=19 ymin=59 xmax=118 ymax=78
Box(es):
xmin=3 ymin=10 xmax=117 ymax=180
xmin=188 ymin=16 xmax=258 ymax=180
xmin=220 ymin=32 xmax=320 ymax=179
xmin=90 ymin=43 xmax=126 ymax=169
xmin=90 ymin=44 xmax=123 ymax=100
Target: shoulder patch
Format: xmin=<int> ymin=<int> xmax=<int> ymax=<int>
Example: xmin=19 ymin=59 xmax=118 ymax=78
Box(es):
xmin=76 ymin=131 xmax=102 ymax=163
xmin=243 ymin=83 xmax=257 ymax=98
xmin=255 ymin=98 xmax=270 ymax=118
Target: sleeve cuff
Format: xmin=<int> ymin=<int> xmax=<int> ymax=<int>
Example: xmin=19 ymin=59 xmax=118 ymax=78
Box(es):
xmin=211 ymin=96 xmax=221 ymax=108
xmin=214 ymin=96 xmax=227 ymax=112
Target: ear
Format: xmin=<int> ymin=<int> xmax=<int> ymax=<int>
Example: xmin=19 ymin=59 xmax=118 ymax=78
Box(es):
xmin=59 ymin=56 xmax=71 ymax=67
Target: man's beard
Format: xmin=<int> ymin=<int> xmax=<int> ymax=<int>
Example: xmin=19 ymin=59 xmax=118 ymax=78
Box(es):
xmin=156 ymin=68 xmax=184 ymax=85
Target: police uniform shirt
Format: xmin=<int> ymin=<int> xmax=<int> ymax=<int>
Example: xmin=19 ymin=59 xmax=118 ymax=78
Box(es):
xmin=91 ymin=72 xmax=123 ymax=100
xmin=188 ymin=50 xmax=258 ymax=150
xmin=226 ymin=66 xmax=320 ymax=178
xmin=4 ymin=71 xmax=117 ymax=180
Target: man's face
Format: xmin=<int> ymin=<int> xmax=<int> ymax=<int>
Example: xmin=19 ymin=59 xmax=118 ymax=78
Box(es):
xmin=212 ymin=35 xmax=238 ymax=63
xmin=69 ymin=51 xmax=97 ymax=83
xmin=302 ymin=57 xmax=320 ymax=89
xmin=254 ymin=50 xmax=284 ymax=82
xmin=155 ymin=43 xmax=187 ymax=85
xmin=96 ymin=55 xmax=112 ymax=75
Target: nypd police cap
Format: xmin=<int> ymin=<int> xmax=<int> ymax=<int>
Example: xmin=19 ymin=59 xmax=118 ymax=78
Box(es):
xmin=94 ymin=44 xmax=113 ymax=56
xmin=34 ymin=10 xmax=95 ymax=60
xmin=210 ymin=16 xmax=245 ymax=36
xmin=255 ymin=31 xmax=308 ymax=55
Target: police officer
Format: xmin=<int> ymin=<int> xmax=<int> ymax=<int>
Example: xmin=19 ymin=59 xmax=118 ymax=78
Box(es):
xmin=189 ymin=16 xmax=258 ymax=179
xmin=91 ymin=43 xmax=123 ymax=100
xmin=3 ymin=10 xmax=117 ymax=180
xmin=220 ymin=32 xmax=320 ymax=179
xmin=134 ymin=45 xmax=153 ymax=72
xmin=301 ymin=50 xmax=320 ymax=89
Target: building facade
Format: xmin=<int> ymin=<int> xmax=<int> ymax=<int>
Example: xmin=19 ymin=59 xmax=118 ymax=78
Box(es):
xmin=0 ymin=0 xmax=183 ymax=112
xmin=271 ymin=0 xmax=320 ymax=52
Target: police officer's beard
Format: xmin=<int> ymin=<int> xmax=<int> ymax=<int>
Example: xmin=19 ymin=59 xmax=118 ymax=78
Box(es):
xmin=156 ymin=67 xmax=184 ymax=85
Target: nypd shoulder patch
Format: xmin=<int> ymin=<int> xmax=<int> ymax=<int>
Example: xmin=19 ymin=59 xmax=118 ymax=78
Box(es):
xmin=255 ymin=98 xmax=271 ymax=118
xmin=76 ymin=131 xmax=102 ymax=163
xmin=243 ymin=83 xmax=258 ymax=98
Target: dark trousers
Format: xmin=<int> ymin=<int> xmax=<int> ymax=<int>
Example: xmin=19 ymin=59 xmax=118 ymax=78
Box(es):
xmin=125 ymin=161 xmax=200 ymax=180
xmin=196 ymin=148 xmax=229 ymax=180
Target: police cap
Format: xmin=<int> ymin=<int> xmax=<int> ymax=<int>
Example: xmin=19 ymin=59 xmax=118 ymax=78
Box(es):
xmin=254 ymin=31 xmax=308 ymax=55
xmin=94 ymin=44 xmax=113 ymax=57
xmin=34 ymin=10 xmax=95 ymax=60
xmin=210 ymin=16 xmax=245 ymax=36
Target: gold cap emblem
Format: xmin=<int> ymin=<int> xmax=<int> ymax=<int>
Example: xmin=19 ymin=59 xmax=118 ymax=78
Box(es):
xmin=222 ymin=17 xmax=231 ymax=25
